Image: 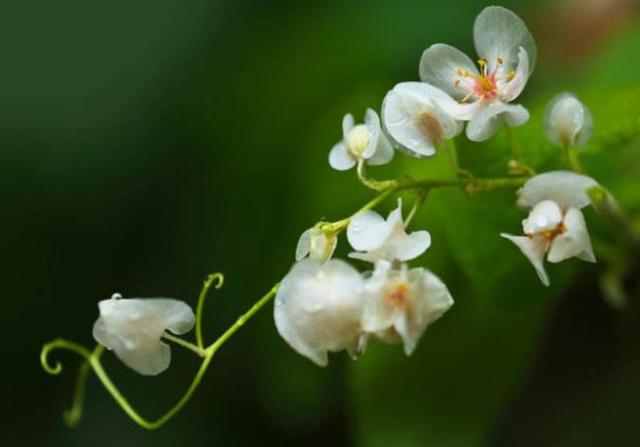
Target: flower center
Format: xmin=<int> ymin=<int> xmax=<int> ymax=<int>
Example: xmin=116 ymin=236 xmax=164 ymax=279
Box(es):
xmin=454 ymin=57 xmax=515 ymax=103
xmin=527 ymin=222 xmax=567 ymax=242
xmin=384 ymin=282 xmax=410 ymax=304
xmin=418 ymin=112 xmax=443 ymax=144
xmin=346 ymin=125 xmax=370 ymax=157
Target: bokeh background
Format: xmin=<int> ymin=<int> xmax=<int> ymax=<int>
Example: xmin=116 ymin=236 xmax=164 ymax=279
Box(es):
xmin=2 ymin=0 xmax=640 ymax=445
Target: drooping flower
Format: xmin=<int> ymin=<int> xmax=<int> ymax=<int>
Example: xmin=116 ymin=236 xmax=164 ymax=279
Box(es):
xmin=92 ymin=294 xmax=196 ymax=376
xmin=419 ymin=6 xmax=536 ymax=141
xmin=329 ymin=109 xmax=394 ymax=171
xmin=274 ymin=259 xmax=367 ymax=366
xmin=295 ymin=227 xmax=337 ymax=262
xmin=361 ymin=260 xmax=453 ymax=355
xmin=347 ymin=200 xmax=431 ymax=263
xmin=544 ymin=92 xmax=593 ymax=148
xmin=381 ymin=82 xmax=463 ymax=157
xmin=501 ymin=171 xmax=598 ymax=286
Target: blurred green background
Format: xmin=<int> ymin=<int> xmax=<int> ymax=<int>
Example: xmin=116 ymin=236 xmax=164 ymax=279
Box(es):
xmin=2 ymin=0 xmax=640 ymax=445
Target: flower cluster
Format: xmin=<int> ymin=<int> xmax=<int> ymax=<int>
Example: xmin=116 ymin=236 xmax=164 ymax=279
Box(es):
xmin=41 ymin=4 xmax=621 ymax=430
xmin=80 ymin=5 xmax=596 ymax=374
xmin=276 ymin=201 xmax=453 ymax=366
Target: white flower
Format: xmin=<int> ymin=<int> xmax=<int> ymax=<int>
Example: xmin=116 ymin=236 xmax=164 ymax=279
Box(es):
xmin=329 ymin=109 xmax=394 ymax=171
xmin=347 ymin=200 xmax=431 ymax=263
xmin=295 ymin=227 xmax=337 ymax=262
xmin=381 ymin=82 xmax=463 ymax=158
xmin=544 ymin=92 xmax=593 ymax=148
xmin=361 ymin=261 xmax=453 ymax=355
xmin=92 ymin=294 xmax=196 ymax=376
xmin=517 ymin=170 xmax=599 ymax=210
xmin=501 ymin=171 xmax=598 ymax=286
xmin=274 ymin=259 xmax=367 ymax=366
xmin=419 ymin=6 xmax=536 ymax=141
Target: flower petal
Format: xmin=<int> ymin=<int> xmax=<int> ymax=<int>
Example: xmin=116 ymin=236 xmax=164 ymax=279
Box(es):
xmin=92 ymin=297 xmax=194 ymax=375
xmin=382 ymin=82 xmax=462 ymax=157
xmin=544 ymin=92 xmax=594 ymax=148
xmin=419 ymin=43 xmax=479 ymax=100
xmin=363 ymin=108 xmax=382 ymax=159
xmin=114 ymin=337 xmax=171 ymax=376
xmin=466 ymin=102 xmax=529 ymax=141
xmin=498 ymin=47 xmax=529 ymax=102
xmin=547 ymin=207 xmax=596 ymax=263
xmin=274 ymin=259 xmax=365 ymax=366
xmin=518 ymin=171 xmax=599 ymax=210
xmin=400 ymin=267 xmax=454 ymax=355
xmin=361 ymin=260 xmax=396 ymax=333
xmin=328 ymin=141 xmax=356 ymax=171
xmin=295 ymin=228 xmax=312 ymax=261
xmin=501 ymin=234 xmax=550 ymax=286
xmin=473 ymin=6 xmax=537 ymax=74
xmin=368 ymin=131 xmax=394 ymax=165
xmin=522 ymin=200 xmax=563 ymax=234
xmin=389 ymin=231 xmax=432 ymax=262
xmin=347 ymin=210 xmax=393 ymax=251
xmin=342 ymin=113 xmax=354 ymax=140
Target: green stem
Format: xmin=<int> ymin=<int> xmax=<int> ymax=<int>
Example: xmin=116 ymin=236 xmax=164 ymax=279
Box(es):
xmin=162 ymin=333 xmax=205 ymax=357
xmin=195 ymin=273 xmax=225 ymax=349
xmin=588 ymin=186 xmax=640 ymax=248
xmin=319 ymin=186 xmax=398 ymax=233
xmin=318 ymin=175 xmax=527 ymax=234
xmin=563 ymin=145 xmax=584 ymax=173
xmin=206 ymin=283 xmax=280 ymax=355
xmin=505 ymin=126 xmax=523 ymax=161
xmin=442 ymin=140 xmax=473 ymax=179
xmin=404 ymin=191 xmax=427 ymax=228
xmin=63 ymin=360 xmax=91 ymax=427
xmin=356 ymin=159 xmax=398 ymax=191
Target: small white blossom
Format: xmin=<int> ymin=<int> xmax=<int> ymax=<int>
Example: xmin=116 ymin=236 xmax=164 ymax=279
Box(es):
xmin=92 ymin=294 xmax=195 ymax=376
xmin=382 ymin=82 xmax=463 ymax=157
xmin=274 ymin=259 xmax=367 ymax=366
xmin=329 ymin=109 xmax=394 ymax=171
xmin=419 ymin=6 xmax=536 ymax=141
xmin=295 ymin=227 xmax=337 ymax=262
xmin=347 ymin=200 xmax=431 ymax=263
xmin=501 ymin=171 xmax=598 ymax=286
xmin=361 ymin=261 xmax=453 ymax=355
xmin=544 ymin=92 xmax=593 ymax=148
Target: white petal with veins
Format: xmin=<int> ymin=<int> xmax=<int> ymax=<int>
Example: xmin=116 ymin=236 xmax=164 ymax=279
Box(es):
xmin=92 ymin=297 xmax=195 ymax=376
xmin=473 ymin=5 xmax=537 ymax=74
xmin=382 ymin=82 xmax=463 ymax=158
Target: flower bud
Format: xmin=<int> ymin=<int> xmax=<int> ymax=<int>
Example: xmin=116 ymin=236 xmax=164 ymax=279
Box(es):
xmin=544 ymin=92 xmax=593 ymax=148
xmin=295 ymin=227 xmax=337 ymax=262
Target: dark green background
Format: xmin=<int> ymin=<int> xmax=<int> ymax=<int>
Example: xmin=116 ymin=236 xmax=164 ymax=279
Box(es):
xmin=2 ymin=1 xmax=640 ymax=446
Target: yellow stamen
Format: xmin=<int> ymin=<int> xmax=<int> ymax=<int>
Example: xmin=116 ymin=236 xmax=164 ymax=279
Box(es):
xmin=477 ymin=58 xmax=487 ymax=76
